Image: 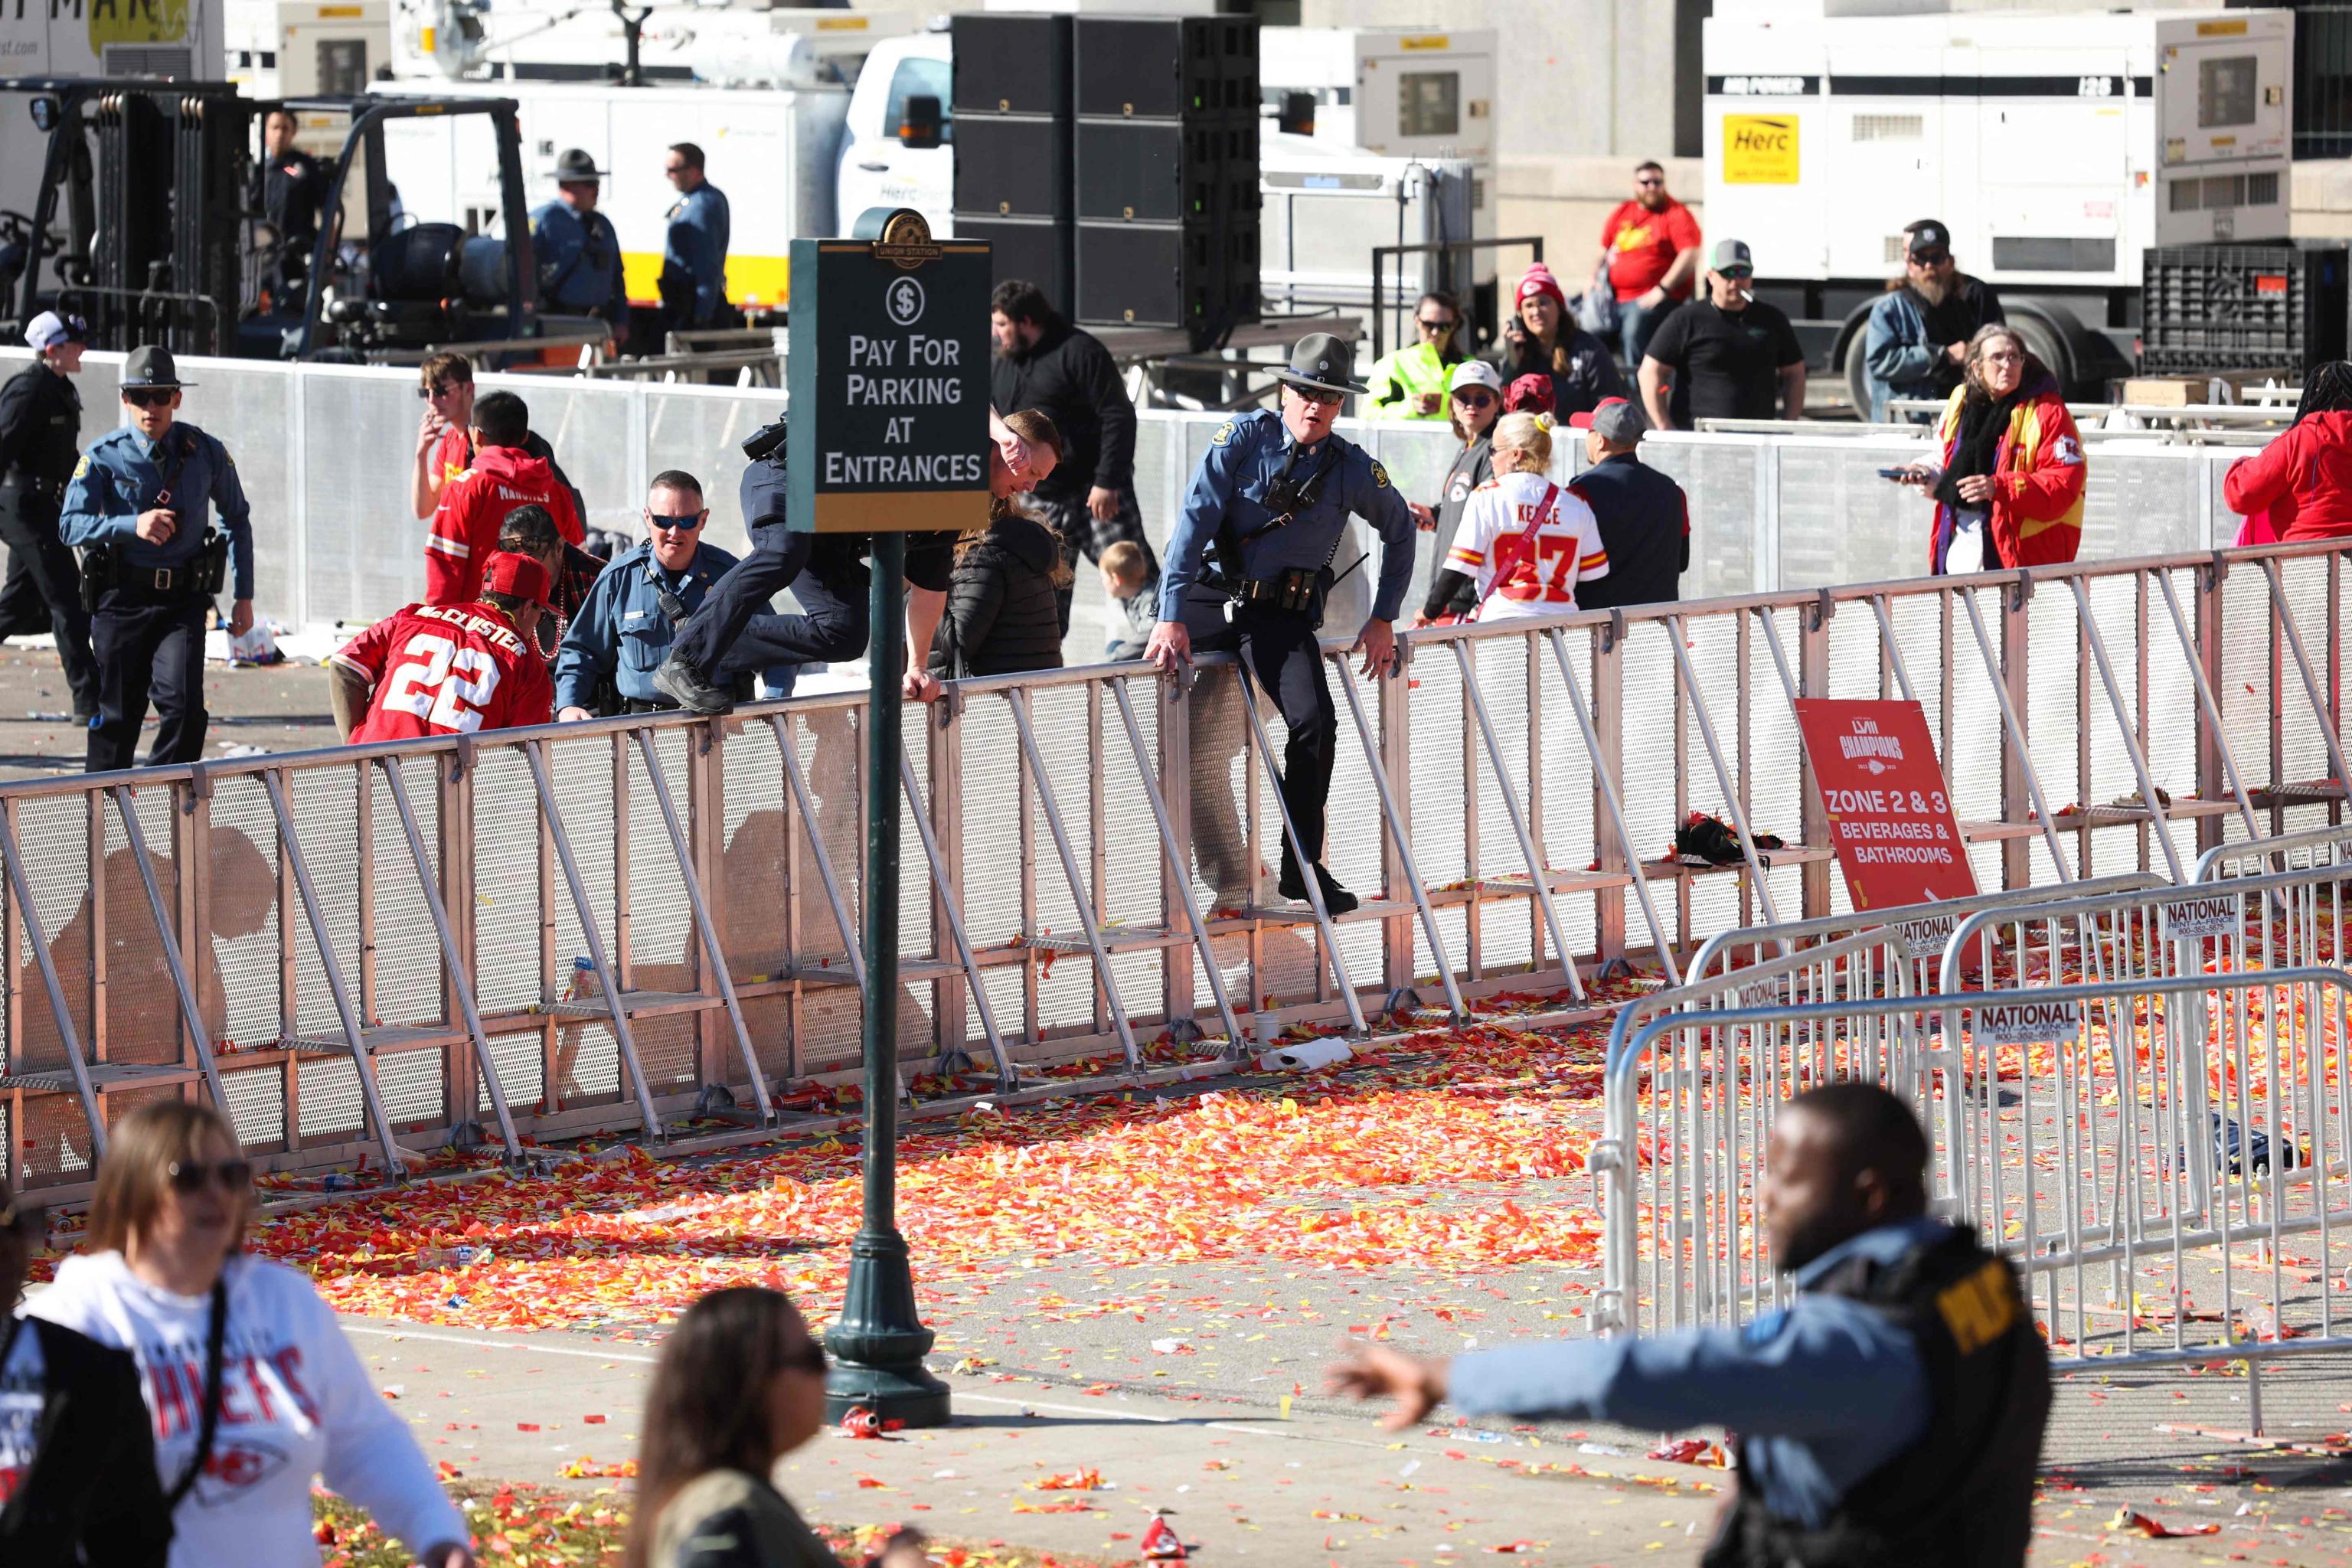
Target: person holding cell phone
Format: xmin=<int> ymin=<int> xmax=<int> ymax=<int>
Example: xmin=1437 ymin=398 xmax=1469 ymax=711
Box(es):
xmin=1884 ymin=324 xmax=2084 ymax=577
xmin=26 ymin=1099 xmax=475 ymax=1568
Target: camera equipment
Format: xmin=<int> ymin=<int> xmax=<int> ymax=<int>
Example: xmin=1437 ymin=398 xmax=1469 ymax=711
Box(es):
xmin=741 ymin=417 xmax=787 ymax=463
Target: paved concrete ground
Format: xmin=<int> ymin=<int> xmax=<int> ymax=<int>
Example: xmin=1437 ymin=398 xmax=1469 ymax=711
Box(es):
xmin=339 ymin=1279 xmax=2352 ymax=1567
xmin=0 ymin=637 xmax=337 ymax=779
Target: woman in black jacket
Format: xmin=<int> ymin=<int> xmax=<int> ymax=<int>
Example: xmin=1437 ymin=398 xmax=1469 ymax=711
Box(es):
xmin=931 ymin=409 xmax=1069 ymax=679
xmin=0 ymin=1175 xmax=172 ymax=1568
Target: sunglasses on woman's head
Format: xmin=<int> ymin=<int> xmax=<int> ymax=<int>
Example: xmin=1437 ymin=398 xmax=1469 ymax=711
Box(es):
xmin=167 ymin=1158 xmax=254 ymax=1194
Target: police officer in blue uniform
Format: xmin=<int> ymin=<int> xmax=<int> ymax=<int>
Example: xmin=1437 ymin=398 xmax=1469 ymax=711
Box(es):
xmin=554 ymin=469 xmax=794 ymax=717
xmin=1148 ymin=333 xmax=1418 ymax=915
xmin=532 ymin=149 xmax=629 ymax=342
xmin=658 ymin=142 xmax=731 ymax=334
xmin=60 ymin=345 xmax=256 ymax=773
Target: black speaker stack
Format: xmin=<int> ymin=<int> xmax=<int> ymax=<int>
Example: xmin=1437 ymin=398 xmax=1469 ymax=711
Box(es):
xmin=952 ymin=11 xmax=1258 ymax=348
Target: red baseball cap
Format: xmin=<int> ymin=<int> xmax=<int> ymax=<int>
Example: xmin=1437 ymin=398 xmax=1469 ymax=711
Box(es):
xmin=479 ymin=550 xmax=551 ymax=608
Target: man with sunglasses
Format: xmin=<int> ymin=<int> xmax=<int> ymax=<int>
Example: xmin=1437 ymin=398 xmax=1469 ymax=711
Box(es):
xmin=1594 ymin=162 xmax=1702 ymax=367
xmin=0 ymin=1175 xmax=172 ymax=1566
xmin=1638 ymin=240 xmax=1807 ymax=432
xmin=658 ymin=142 xmax=732 ymax=334
xmin=1862 ymin=220 xmax=2007 ymax=423
xmin=1146 ymin=333 xmax=1418 ymax=916
xmin=0 ymin=310 xmax=100 ymax=723
xmin=60 ymin=345 xmax=255 ymax=773
xmin=558 ymin=471 xmax=792 ymax=718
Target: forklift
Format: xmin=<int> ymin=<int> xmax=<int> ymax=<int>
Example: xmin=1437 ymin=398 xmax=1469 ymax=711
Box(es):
xmin=0 ymin=79 xmax=579 ymax=364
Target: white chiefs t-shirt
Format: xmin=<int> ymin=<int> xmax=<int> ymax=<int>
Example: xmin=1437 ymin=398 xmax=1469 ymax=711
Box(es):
xmin=27 ymin=1250 xmax=466 ymax=1568
xmin=1446 ymin=469 xmax=1611 ymax=621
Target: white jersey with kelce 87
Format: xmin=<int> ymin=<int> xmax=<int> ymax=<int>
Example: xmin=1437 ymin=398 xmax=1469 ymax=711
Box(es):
xmin=1446 ymin=470 xmax=1611 ymax=621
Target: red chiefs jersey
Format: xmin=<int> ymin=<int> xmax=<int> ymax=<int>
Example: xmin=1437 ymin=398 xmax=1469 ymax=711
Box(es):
xmin=425 ymin=444 xmax=583 ymax=604
xmin=333 ymin=601 xmax=554 ymax=741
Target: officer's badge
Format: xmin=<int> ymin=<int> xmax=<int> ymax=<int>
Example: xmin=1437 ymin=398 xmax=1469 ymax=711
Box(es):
xmin=1211 ymin=420 xmax=1236 ymax=446
xmin=1371 ymin=460 xmax=1391 ymax=489
xmin=72 ymin=456 xmax=89 ymax=479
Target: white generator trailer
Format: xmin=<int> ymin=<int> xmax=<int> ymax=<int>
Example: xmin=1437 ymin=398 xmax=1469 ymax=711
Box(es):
xmin=1702 ymin=0 xmax=2293 ymax=400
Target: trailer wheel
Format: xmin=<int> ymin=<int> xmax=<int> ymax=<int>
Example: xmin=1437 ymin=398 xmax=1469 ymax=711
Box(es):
xmin=2004 ymin=309 xmax=2076 ymax=399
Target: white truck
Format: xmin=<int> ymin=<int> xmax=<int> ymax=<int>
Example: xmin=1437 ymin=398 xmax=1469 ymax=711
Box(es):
xmin=1701 ymin=0 xmax=2295 ymax=400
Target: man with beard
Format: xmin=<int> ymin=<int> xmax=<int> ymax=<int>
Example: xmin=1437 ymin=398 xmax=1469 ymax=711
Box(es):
xmin=1592 ymin=160 xmax=1703 ymax=365
xmin=1863 ymin=220 xmax=2006 ymax=423
xmin=988 ymin=279 xmax=1152 ymax=643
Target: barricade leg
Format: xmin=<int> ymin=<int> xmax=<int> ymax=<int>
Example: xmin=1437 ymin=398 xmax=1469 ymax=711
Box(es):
xmin=1452 ymin=638 xmax=1583 ymax=1002
xmin=1106 ymin=680 xmax=1249 ymax=1049
xmin=1958 ymin=590 xmax=2079 ymax=881
xmin=1544 ymin=628 xmax=1679 ymax=985
xmin=109 ymin=786 xmax=232 ymax=1116
xmin=898 ymin=754 xmax=1020 ymax=1093
xmin=263 ymin=771 xmax=407 ymax=1174
xmin=524 ymin=740 xmax=664 ymax=1141
xmin=632 ymin=729 xmax=773 ymax=1126
xmin=0 ymin=802 xmax=105 ymax=1157
xmin=1232 ymin=648 xmax=1370 ymax=1037
xmin=377 ymin=756 xmax=519 ymax=1161
xmin=1006 ymin=688 xmax=1142 ymax=1073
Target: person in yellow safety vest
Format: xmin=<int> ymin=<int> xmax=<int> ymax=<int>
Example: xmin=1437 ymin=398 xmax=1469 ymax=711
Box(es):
xmin=1364 ymin=292 xmax=1468 ymax=420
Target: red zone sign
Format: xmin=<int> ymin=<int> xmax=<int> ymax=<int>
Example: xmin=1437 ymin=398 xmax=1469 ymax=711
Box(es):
xmin=1794 ymin=700 xmax=1977 ymax=940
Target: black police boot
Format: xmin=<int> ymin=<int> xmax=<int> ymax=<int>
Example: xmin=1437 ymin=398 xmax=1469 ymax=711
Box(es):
xmin=1279 ymin=852 xmax=1359 ymax=916
xmin=652 ymin=652 xmax=735 ymax=716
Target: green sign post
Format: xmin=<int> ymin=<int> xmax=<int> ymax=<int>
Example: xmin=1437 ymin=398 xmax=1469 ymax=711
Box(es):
xmin=792 ymin=209 xmax=988 ymax=1429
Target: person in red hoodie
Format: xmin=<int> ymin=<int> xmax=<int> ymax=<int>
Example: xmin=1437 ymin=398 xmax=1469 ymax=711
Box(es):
xmin=426 ymin=389 xmax=583 ymax=602
xmin=2222 ymin=361 xmax=2352 ymax=544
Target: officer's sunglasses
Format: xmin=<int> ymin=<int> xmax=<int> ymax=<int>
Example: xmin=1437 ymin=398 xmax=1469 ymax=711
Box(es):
xmin=122 ymin=388 xmax=174 ymax=408
xmin=1292 ymin=387 xmax=1344 ymax=407
xmin=646 ymin=508 xmax=707 ymax=531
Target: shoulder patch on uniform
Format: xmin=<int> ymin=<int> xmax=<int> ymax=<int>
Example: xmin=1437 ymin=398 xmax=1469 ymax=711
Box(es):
xmin=1211 ymin=420 xmax=1236 ymax=446
xmin=1371 ymin=460 xmax=1390 ymax=489
xmin=73 ymin=456 xmax=89 ymax=478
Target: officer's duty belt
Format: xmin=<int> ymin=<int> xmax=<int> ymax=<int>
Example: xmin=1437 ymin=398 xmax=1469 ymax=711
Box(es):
xmin=1231 ymin=567 xmax=1320 ymax=616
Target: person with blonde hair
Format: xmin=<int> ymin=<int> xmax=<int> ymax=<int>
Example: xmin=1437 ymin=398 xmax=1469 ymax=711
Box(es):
xmin=26 ymin=1100 xmax=473 ymax=1568
xmin=1422 ymin=412 xmax=1610 ymax=622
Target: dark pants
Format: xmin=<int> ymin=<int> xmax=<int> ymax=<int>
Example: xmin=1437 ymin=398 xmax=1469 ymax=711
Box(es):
xmin=0 ymin=493 xmax=98 ymax=716
xmin=87 ymin=596 xmax=208 ymax=773
xmin=1030 ymin=486 xmax=1159 ymax=642
xmin=1199 ymin=605 xmax=1337 ymax=867
xmin=668 ymin=524 xmax=871 ymax=678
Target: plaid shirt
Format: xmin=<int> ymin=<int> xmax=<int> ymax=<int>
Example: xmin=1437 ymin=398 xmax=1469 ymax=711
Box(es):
xmin=534 ymin=541 xmax=610 ymax=661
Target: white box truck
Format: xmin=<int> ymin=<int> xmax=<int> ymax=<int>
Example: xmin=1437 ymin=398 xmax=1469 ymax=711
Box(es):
xmin=1701 ymin=1 xmax=2294 ymax=400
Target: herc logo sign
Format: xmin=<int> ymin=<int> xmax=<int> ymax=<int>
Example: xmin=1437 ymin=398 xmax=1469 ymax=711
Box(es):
xmin=1723 ymin=114 xmax=1800 ymax=184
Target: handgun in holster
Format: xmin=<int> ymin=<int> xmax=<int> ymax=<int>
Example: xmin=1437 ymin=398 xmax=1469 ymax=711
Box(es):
xmin=77 ymin=541 xmax=115 ymax=612
xmin=194 ymin=526 xmax=230 ymax=598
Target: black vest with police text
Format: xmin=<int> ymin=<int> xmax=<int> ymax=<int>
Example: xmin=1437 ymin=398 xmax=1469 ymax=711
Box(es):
xmin=1701 ymin=1222 xmax=2050 ymax=1568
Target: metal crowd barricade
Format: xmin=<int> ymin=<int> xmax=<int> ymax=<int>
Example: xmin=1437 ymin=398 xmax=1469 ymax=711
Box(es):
xmin=4 ymin=541 xmax=2351 ymax=1201
xmin=2197 ymin=823 xmax=2352 ymax=880
xmin=1597 ymin=969 xmax=2352 ymax=1424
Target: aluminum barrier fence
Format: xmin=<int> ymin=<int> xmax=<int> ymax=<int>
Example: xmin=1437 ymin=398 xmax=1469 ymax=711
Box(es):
xmin=0 ymin=348 xmax=2283 ymax=646
xmin=4 ymin=538 xmax=2351 ymax=1200
xmin=1597 ymin=970 xmax=2352 ymax=1424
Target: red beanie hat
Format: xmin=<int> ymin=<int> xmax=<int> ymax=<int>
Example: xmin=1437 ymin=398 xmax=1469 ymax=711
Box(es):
xmin=1504 ymin=374 xmax=1556 ymax=416
xmin=1516 ymin=265 xmax=1567 ymax=312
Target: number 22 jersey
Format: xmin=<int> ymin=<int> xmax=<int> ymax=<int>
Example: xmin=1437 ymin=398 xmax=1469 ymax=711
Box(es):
xmin=332 ymin=600 xmax=553 ymax=741
xmin=1446 ymin=470 xmax=1611 ymax=622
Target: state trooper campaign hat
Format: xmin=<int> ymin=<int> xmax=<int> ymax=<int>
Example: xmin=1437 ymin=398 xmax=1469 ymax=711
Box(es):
xmin=1272 ymin=332 xmax=1367 ymax=397
xmin=120 ymin=344 xmax=192 ymax=389
xmin=553 ymin=148 xmax=606 ymax=183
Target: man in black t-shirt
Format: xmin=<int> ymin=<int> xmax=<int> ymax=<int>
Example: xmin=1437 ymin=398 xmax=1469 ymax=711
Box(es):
xmin=1638 ymin=240 xmax=1806 ymax=430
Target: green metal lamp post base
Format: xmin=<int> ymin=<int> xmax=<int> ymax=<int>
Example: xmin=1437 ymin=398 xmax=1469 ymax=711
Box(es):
xmin=823 ymin=1224 xmax=952 ymax=1426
